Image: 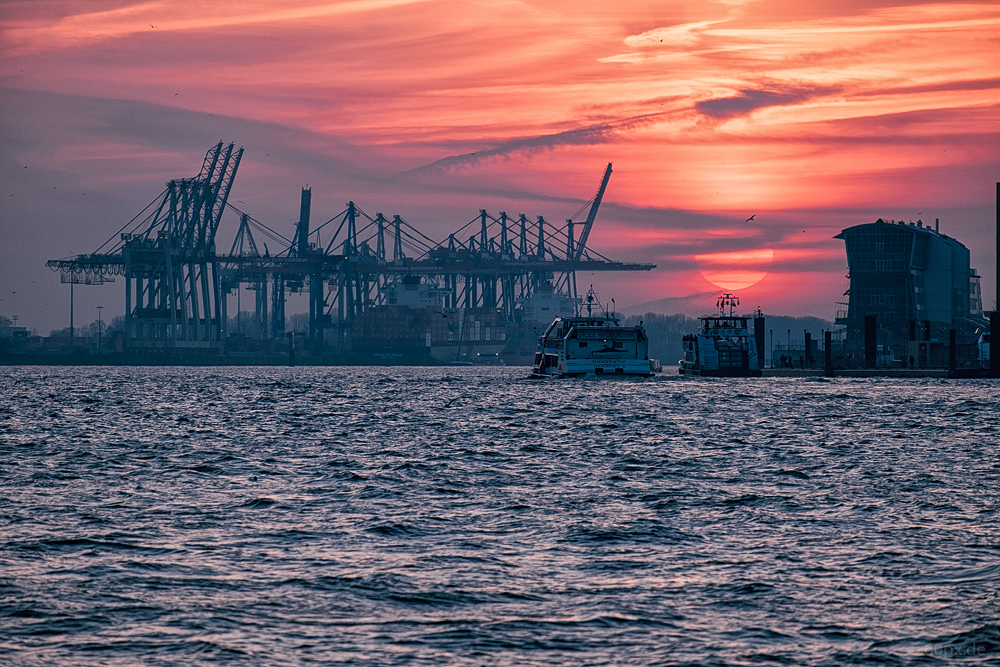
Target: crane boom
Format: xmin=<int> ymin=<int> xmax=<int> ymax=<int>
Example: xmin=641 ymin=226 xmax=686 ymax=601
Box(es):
xmin=573 ymin=162 xmax=612 ymax=260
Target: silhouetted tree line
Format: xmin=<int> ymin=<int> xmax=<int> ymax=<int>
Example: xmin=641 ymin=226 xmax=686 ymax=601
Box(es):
xmin=48 ymin=315 xmax=125 ymax=338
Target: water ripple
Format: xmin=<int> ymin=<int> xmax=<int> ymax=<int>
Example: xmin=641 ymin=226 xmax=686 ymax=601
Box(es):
xmin=1 ymin=367 xmax=998 ymax=665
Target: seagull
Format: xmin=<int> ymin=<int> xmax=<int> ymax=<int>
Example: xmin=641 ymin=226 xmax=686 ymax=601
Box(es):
xmin=745 ymin=214 xmax=756 ymax=222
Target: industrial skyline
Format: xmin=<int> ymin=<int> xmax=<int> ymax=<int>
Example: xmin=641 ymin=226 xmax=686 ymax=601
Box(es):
xmin=43 ymin=143 xmax=652 ymax=359
xmin=2 ymin=0 xmax=999 ymax=333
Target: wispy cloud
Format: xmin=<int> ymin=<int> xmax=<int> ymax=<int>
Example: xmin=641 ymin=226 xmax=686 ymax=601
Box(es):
xmin=606 ymin=2 xmax=1000 ymax=128
xmin=2 ymin=0 xmax=999 ymax=322
xmin=396 ymin=112 xmax=669 ymax=176
xmin=623 ymin=20 xmax=722 ymax=49
xmin=695 ymin=86 xmax=840 ymax=119
xmin=3 ymin=0 xmax=433 ymax=53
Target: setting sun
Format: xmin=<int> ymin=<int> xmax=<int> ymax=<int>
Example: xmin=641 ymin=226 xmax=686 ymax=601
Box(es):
xmin=1 ymin=0 xmax=998 ymax=331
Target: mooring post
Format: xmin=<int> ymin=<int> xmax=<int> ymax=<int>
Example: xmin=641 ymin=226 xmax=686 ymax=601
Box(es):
xmin=948 ymin=328 xmax=957 ymax=377
xmin=825 ymin=330 xmax=833 ymax=377
xmin=991 ymin=312 xmax=1000 ymax=378
xmin=754 ymin=315 xmax=765 ymax=370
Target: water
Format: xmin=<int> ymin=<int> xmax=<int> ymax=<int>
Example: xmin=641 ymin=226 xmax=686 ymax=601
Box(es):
xmin=1 ymin=366 xmax=999 ymax=665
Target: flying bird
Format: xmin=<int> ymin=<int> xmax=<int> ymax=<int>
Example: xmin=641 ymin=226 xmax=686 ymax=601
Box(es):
xmin=745 ymin=215 xmax=755 ymax=222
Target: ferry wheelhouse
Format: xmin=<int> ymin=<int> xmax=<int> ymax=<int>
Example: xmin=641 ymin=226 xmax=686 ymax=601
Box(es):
xmin=530 ymin=287 xmax=658 ymax=378
xmin=679 ymin=293 xmax=763 ymax=377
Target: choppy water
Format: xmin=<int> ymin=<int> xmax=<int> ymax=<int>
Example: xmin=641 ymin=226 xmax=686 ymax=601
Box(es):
xmin=1 ymin=366 xmax=999 ymax=666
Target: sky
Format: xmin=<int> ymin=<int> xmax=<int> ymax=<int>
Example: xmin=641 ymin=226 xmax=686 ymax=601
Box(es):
xmin=1 ymin=0 xmax=999 ymax=334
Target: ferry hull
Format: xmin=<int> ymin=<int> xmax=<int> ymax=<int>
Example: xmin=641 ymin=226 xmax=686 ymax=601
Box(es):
xmin=559 ymin=359 xmax=655 ymax=377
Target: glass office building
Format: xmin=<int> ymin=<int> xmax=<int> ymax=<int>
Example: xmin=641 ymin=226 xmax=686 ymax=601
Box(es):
xmin=835 ymin=218 xmax=985 ymax=365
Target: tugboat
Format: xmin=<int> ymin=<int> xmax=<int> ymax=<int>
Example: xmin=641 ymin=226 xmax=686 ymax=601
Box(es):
xmin=679 ymin=293 xmax=763 ymax=377
xmin=530 ymin=286 xmax=659 ymax=378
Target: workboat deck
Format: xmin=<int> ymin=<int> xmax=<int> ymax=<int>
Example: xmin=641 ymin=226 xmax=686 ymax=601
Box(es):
xmin=679 ymin=293 xmax=763 ymax=378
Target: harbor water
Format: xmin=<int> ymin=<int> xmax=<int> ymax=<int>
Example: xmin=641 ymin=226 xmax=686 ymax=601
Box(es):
xmin=1 ymin=366 xmax=999 ymax=665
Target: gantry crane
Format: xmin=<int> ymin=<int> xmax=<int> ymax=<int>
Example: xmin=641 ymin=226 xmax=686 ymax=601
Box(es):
xmin=48 ymin=145 xmax=654 ymax=356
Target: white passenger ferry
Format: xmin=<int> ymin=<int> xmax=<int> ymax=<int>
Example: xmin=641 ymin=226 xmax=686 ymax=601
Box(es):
xmin=530 ymin=287 xmax=659 ymax=378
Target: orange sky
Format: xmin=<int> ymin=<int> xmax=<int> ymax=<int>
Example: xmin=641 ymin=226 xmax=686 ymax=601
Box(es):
xmin=1 ymin=0 xmax=999 ymax=330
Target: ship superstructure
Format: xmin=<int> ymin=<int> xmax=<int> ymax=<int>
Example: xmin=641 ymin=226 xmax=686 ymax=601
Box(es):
xmin=531 ymin=287 xmax=658 ymax=378
xmin=679 ymin=294 xmax=763 ymax=377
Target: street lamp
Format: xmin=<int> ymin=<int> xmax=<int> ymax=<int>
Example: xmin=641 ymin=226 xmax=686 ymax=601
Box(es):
xmin=96 ymin=306 xmax=103 ymax=353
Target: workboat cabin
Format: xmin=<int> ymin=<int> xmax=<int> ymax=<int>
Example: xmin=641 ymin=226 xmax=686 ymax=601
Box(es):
xmin=531 ymin=287 xmax=659 ymax=378
xmin=679 ymin=293 xmax=763 ymax=377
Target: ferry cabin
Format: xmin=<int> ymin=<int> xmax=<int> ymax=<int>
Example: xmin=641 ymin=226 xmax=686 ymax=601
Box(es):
xmin=533 ymin=316 xmax=654 ymax=377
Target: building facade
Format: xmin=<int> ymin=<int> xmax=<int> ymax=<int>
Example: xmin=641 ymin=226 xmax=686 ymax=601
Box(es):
xmin=835 ymin=218 xmax=985 ymax=366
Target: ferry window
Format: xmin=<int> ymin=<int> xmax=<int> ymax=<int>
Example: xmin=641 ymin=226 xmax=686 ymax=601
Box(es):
xmin=613 ymin=341 xmax=623 ymax=349
xmin=579 ymin=341 xmax=588 ymax=347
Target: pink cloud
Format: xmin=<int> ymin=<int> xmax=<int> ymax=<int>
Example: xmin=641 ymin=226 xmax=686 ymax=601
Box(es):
xmin=1 ymin=0 xmax=998 ymax=333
